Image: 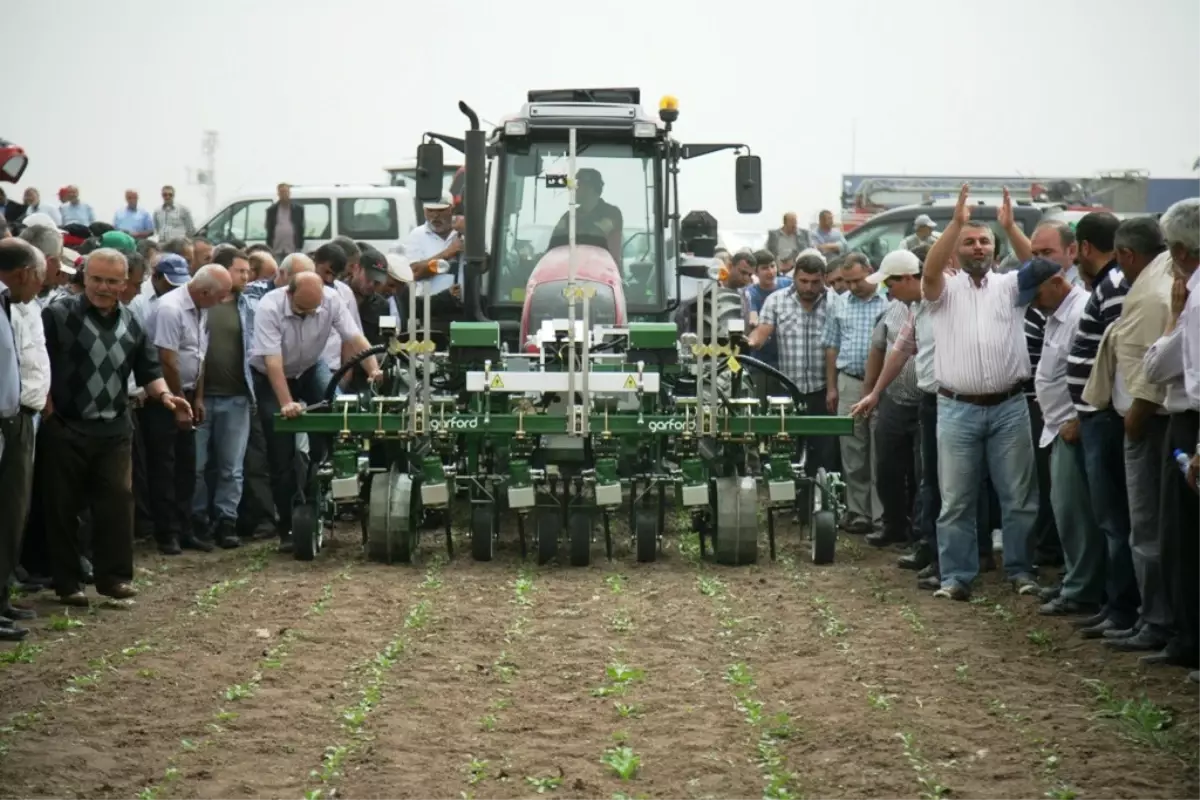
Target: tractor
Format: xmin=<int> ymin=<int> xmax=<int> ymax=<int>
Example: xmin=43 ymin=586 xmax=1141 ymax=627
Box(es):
xmin=273 ymin=88 xmax=852 ymax=566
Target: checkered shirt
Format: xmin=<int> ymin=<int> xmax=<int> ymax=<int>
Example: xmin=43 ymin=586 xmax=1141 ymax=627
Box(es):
xmin=42 ymin=293 xmax=162 ymax=435
xmin=759 ymin=288 xmax=829 ymax=393
xmin=871 ymin=299 xmax=922 ymax=405
xmin=823 ymin=291 xmax=887 ymax=378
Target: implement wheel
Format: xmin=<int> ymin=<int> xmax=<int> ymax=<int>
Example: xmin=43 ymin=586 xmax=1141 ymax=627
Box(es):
xmin=292 ymin=502 xmax=321 ymax=562
xmin=365 ymin=468 xmax=417 ymax=564
xmin=471 ymin=503 xmax=496 ymax=562
xmin=568 ymin=510 xmax=592 ymax=567
xmin=536 ymin=508 xmax=560 ymax=565
xmin=812 ymin=511 xmax=837 ymax=565
xmin=713 ymin=476 xmax=758 ymax=566
xmin=634 ymin=509 xmax=658 ymax=563
xmin=389 ymin=473 xmax=418 ymax=563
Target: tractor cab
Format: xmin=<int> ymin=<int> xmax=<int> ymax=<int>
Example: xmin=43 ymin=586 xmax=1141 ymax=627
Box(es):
xmin=414 ymin=88 xmax=763 ymax=349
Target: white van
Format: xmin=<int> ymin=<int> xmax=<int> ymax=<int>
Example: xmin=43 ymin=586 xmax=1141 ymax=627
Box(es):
xmin=195 ymin=185 xmax=420 ymax=253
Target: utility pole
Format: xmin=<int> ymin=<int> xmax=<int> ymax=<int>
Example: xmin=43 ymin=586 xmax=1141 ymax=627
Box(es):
xmin=190 ymin=130 xmax=219 ymax=218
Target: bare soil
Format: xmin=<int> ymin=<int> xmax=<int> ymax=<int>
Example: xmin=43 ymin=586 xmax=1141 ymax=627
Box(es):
xmin=0 ymin=520 xmax=1195 ymax=800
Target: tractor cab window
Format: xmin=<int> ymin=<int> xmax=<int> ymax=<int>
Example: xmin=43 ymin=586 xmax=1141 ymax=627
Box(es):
xmin=493 ymin=140 xmax=660 ymax=309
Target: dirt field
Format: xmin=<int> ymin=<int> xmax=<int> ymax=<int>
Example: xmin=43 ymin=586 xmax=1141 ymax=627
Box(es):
xmin=0 ymin=519 xmax=1196 ymax=800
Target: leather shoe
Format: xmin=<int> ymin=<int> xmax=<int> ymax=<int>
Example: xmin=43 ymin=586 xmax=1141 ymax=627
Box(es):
xmin=0 ymin=604 xmax=36 ymax=621
xmin=158 ymin=538 xmax=182 ymax=556
xmin=181 ymin=536 xmax=215 ymax=553
xmin=58 ymin=591 xmax=90 ymax=608
xmin=1038 ymin=583 xmax=1062 ymax=602
xmin=866 ymin=530 xmax=906 ymax=548
xmin=898 ymin=544 xmax=934 ymax=571
xmin=1073 ymin=609 xmax=1110 ymax=629
xmin=0 ymin=622 xmax=29 ymax=641
xmin=1080 ymin=618 xmax=1119 ymax=639
xmin=1039 ymin=596 xmax=1100 ymax=616
xmin=917 ymin=574 xmax=941 ymax=591
xmin=98 ymin=583 xmax=138 ymax=600
xmin=917 ymin=562 xmax=939 ymax=580
xmin=1104 ymin=625 xmax=1140 ymax=640
xmin=1105 ymin=628 xmax=1168 ymax=652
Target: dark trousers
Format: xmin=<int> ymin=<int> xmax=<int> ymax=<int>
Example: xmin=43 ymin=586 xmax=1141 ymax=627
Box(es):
xmin=1161 ymin=410 xmax=1199 ymax=659
xmin=799 ymin=388 xmax=837 ymax=476
xmin=253 ymin=364 xmax=331 ymax=534
xmin=140 ymin=400 xmax=197 ymax=544
xmin=1080 ymin=408 xmax=1139 ymax=625
xmin=237 ymin=405 xmax=277 ymax=538
xmin=130 ymin=405 xmax=155 ymax=538
xmin=1027 ymin=398 xmax=1062 ymax=565
xmin=918 ymin=391 xmax=994 ymax=557
xmin=0 ymin=411 xmax=36 ymax=603
xmin=39 ymin=416 xmax=134 ymax=595
xmin=876 ymin=394 xmax=920 ymax=542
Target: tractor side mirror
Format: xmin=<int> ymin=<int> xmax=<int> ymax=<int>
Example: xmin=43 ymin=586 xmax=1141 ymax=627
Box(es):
xmin=734 ymin=155 xmax=762 ymax=214
xmin=415 ymin=142 xmax=445 ymax=202
xmin=0 ymin=146 xmax=28 ymax=183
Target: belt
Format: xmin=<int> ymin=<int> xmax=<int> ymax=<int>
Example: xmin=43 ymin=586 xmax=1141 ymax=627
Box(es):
xmin=937 ymin=384 xmax=1022 ymax=407
xmin=19 ymin=406 xmax=40 ymax=416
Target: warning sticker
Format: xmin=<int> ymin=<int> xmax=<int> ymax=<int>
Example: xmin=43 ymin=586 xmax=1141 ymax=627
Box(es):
xmin=490 ymin=375 xmax=505 ymax=389
xmin=727 ymin=356 xmax=742 ymax=373
xmin=623 ymin=375 xmax=637 ymax=389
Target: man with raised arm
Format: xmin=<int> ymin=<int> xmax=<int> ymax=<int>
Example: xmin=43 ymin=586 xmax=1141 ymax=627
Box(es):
xmin=919 ymin=185 xmax=1038 ymax=601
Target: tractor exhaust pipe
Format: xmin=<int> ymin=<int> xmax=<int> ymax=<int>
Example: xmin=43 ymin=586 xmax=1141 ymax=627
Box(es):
xmin=460 ymin=102 xmax=486 ymax=274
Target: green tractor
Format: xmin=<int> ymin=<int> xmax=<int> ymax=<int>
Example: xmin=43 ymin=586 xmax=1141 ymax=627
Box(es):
xmin=275 ymin=88 xmax=852 ymax=565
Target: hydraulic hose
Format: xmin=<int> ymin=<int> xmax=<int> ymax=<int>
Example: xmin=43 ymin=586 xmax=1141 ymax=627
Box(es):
xmin=734 ymin=354 xmax=808 ymax=409
xmin=323 ymin=345 xmax=388 ymax=404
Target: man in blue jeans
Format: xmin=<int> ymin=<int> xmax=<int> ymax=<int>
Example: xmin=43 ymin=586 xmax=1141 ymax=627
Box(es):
xmin=193 ymin=245 xmax=255 ymax=548
xmin=249 ymin=270 xmax=381 ymax=553
xmin=921 ymin=186 xmax=1038 ymax=601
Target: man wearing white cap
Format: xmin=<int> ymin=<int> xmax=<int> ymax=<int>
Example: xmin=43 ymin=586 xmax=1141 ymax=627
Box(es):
xmin=903 ymin=215 xmax=941 ymax=252
xmin=399 ymin=194 xmax=464 ymax=334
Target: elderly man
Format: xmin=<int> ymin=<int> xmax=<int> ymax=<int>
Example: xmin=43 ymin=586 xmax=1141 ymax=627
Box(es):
xmin=249 ymin=270 xmax=380 ymax=552
xmin=921 ymin=185 xmax=1038 ymax=601
xmin=113 ymin=190 xmax=154 ymax=240
xmin=41 ymin=248 xmax=192 ymax=606
xmin=1084 ymin=217 xmax=1174 ymax=652
xmin=403 ymin=195 xmax=465 ymax=327
xmin=767 ymin=212 xmax=811 ymax=260
xmin=823 ymin=252 xmax=886 ymax=533
xmin=1156 ymin=199 xmax=1200 ymax=676
xmin=58 ymin=185 xmax=95 ymax=227
xmin=0 ymin=240 xmax=46 ymax=639
xmin=22 ymin=188 xmax=61 ymax=226
xmin=1017 ymin=259 xmax=1099 ymax=617
xmin=153 ymin=185 xmax=195 ymax=242
xmin=903 ymin=215 xmax=940 ymax=251
xmin=193 ymin=246 xmax=255 ymax=549
xmin=145 ymin=264 xmax=233 ymax=555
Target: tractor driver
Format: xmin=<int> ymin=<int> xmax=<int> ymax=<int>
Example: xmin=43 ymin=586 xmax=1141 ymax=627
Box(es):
xmin=552 ymin=168 xmax=624 ymax=265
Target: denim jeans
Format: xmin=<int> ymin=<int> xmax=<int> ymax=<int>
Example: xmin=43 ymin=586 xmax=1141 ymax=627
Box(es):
xmin=1079 ymin=409 xmax=1139 ymax=626
xmin=193 ymin=395 xmax=252 ymax=524
xmin=935 ymin=393 xmax=1037 ymax=587
xmin=1050 ymin=436 xmax=1104 ymax=604
xmin=919 ymin=392 xmax=994 ymax=557
xmin=253 ymin=363 xmax=332 ymax=534
xmin=1125 ymin=413 xmax=1173 ymax=634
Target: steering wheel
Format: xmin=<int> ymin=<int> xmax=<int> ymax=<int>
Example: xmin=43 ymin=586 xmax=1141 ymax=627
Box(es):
xmin=622 ymin=230 xmax=651 ymax=261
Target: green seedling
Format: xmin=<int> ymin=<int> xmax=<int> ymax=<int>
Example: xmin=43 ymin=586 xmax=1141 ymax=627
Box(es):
xmin=605 ymin=574 xmax=626 ymax=594
xmin=513 ymin=570 xmax=536 ymax=606
xmin=489 ymin=697 xmax=512 ymax=711
xmin=955 ymin=664 xmax=969 ymax=681
xmin=136 ymin=786 xmax=159 ymax=800
xmin=223 ymin=682 xmax=256 ymax=702
xmin=404 ymin=599 xmax=432 ymax=629
xmin=180 ymin=739 xmax=199 ymax=751
xmin=1027 ymin=629 xmax=1053 ymax=649
xmin=465 ymin=758 xmax=489 ymax=786
xmin=493 ymin=653 xmax=518 ymax=682
xmin=609 ymin=610 xmax=634 ymax=633
xmin=309 ymin=584 xmax=334 ymax=615
xmin=479 ymin=714 xmax=498 ymax=732
xmin=46 ymin=611 xmax=85 ymax=632
xmin=899 ymin=605 xmax=925 ymax=634
xmin=812 ymin=596 xmax=848 ymax=637
xmin=697 ymin=575 xmax=724 ymax=597
xmin=525 ymin=773 xmax=563 ymax=793
xmin=867 ymin=690 xmax=893 ymax=711
xmin=1081 ymin=678 xmax=1180 ymax=754
xmin=614 ymin=702 xmax=643 ymax=719
xmin=601 ymin=745 xmax=641 ymax=780
xmin=213 ymin=710 xmax=238 ymax=723
xmin=896 ymin=732 xmax=949 ymax=800
xmin=1045 ymin=783 xmax=1079 ymax=800
xmin=137 ymin=669 xmax=158 ymax=679
xmin=725 ymin=662 xmax=754 ymax=687
xmin=0 ymin=642 xmax=42 ymax=665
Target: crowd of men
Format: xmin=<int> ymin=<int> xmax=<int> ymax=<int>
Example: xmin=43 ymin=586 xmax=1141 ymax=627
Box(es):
xmin=0 ymin=185 xmax=477 ymax=642
xmin=0 ymin=182 xmax=1197 ymax=685
xmin=712 ymin=190 xmax=1198 ymax=682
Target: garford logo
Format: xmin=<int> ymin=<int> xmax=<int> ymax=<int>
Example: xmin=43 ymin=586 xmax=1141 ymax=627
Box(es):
xmin=647 ymin=419 xmax=694 ymax=433
xmin=429 ymin=417 xmax=479 ymax=431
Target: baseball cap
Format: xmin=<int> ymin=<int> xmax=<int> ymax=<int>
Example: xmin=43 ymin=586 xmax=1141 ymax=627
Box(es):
xmin=21 ymin=212 xmax=57 ymax=229
xmin=359 ymin=247 xmax=389 ymax=282
xmin=867 ymin=250 xmax=921 ymax=285
xmin=1015 ymin=258 xmax=1061 ymax=307
xmin=914 ymin=214 xmax=937 ymax=229
xmin=59 ymin=247 xmax=81 ymax=275
xmin=423 ymin=193 xmax=453 ymax=212
xmin=154 ymin=253 xmax=191 ymax=286
xmin=100 ymin=230 xmax=136 ymax=254
xmin=385 ymin=253 xmax=413 ymax=283
xmin=61 ymin=222 xmax=92 ymax=247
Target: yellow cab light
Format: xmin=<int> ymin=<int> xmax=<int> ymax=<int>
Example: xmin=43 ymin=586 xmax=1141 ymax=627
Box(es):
xmin=659 ymin=95 xmax=679 ymax=112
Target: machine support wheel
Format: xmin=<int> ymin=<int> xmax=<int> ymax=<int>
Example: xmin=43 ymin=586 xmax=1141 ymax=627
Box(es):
xmin=568 ymin=510 xmax=592 ymax=567
xmin=365 ymin=471 xmax=392 ymax=563
xmin=713 ymin=476 xmax=758 ymax=566
xmin=292 ymin=502 xmax=321 ymax=562
xmin=634 ymin=509 xmax=658 ymax=563
xmin=471 ymin=503 xmax=496 ymax=562
xmin=812 ymin=511 xmax=837 ymax=565
xmin=391 ymin=474 xmax=418 ymax=564
xmin=536 ymin=508 xmax=560 ymax=565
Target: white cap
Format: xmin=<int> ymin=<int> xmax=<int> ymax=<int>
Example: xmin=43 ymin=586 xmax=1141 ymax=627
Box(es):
xmin=796 ymin=247 xmax=826 ymax=265
xmin=59 ymin=247 xmax=80 ymax=274
xmin=21 ymin=212 xmax=57 ymax=229
xmin=867 ymin=249 xmax=921 ymax=284
xmin=914 ymin=214 xmax=937 ymax=229
xmin=423 ymin=193 xmax=453 ymax=211
xmin=386 ymin=253 xmax=413 ymax=283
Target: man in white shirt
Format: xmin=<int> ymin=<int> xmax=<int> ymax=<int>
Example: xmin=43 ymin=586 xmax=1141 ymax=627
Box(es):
xmin=920 ymin=185 xmax=1038 ymax=601
xmin=401 ymin=196 xmax=464 ymax=330
xmin=1021 ymin=259 xmax=1100 ymax=618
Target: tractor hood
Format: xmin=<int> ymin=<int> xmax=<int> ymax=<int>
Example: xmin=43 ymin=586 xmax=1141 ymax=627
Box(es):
xmin=520 ymin=243 xmax=628 ymax=345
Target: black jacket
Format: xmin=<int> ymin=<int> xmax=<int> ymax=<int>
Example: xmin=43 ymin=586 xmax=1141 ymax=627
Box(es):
xmin=265 ymin=201 xmax=305 ymax=254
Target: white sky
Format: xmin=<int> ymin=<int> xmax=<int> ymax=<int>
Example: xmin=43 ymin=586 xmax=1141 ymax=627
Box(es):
xmin=5 ymin=0 xmax=1199 ymax=233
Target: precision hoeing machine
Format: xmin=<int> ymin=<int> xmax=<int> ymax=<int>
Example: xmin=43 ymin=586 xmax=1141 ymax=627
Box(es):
xmin=274 ymin=88 xmax=853 ymax=566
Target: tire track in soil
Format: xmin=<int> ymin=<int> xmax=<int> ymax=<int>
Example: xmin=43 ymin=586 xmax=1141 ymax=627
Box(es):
xmin=0 ymin=545 xmax=269 ymax=722
xmin=334 ymin=554 xmax=531 ymax=799
xmin=174 ymin=550 xmax=442 ymax=800
xmin=0 ymin=544 xmax=324 ymax=800
xmin=861 ymin=553 xmax=1200 ymax=799
xmin=715 ymin=542 xmax=1030 ymax=800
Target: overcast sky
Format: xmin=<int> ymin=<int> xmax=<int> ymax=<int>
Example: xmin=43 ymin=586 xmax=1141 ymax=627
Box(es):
xmin=6 ymin=0 xmax=1198 ymax=234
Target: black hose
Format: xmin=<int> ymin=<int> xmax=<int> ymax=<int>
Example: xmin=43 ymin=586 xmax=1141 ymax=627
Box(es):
xmin=323 ymin=345 xmax=388 ymax=404
xmin=735 ymin=354 xmax=807 ymax=409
